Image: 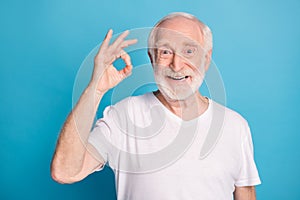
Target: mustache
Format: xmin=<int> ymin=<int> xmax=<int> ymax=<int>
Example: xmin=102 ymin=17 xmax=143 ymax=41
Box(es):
xmin=154 ymin=66 xmax=194 ymax=77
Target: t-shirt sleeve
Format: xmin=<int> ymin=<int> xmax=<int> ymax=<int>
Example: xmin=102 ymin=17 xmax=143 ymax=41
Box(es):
xmin=88 ymin=102 xmax=131 ymax=171
xmin=235 ymin=124 xmax=261 ymax=187
xmin=88 ymin=106 xmax=114 ymax=171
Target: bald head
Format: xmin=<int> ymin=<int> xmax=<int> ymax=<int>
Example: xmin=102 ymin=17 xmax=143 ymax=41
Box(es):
xmin=156 ymin=17 xmax=205 ymax=50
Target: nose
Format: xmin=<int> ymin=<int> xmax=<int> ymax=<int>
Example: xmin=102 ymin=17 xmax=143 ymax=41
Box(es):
xmin=169 ymin=53 xmax=184 ymax=72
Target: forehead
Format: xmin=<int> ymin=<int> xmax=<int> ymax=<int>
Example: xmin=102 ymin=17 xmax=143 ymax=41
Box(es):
xmin=155 ymin=17 xmax=204 ymax=47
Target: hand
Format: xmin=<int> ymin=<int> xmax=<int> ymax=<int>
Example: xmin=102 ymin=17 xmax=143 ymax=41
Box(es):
xmin=91 ymin=29 xmax=137 ymax=93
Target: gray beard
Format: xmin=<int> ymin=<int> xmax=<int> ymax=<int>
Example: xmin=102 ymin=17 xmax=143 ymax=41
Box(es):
xmin=154 ymin=69 xmax=203 ymax=101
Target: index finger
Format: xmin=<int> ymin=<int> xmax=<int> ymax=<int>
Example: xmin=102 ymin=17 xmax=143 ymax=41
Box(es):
xmin=120 ymin=50 xmax=132 ymax=67
xmin=111 ymin=30 xmax=130 ymax=48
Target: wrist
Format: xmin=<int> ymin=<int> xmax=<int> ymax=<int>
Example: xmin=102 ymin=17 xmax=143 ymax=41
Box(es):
xmin=85 ymin=82 xmax=104 ymax=102
xmin=88 ymin=77 xmax=108 ymax=94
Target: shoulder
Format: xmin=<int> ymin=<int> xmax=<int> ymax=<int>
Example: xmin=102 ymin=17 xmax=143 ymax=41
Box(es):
xmin=102 ymin=92 xmax=156 ymax=122
xmin=112 ymin=92 xmax=156 ymax=110
xmin=210 ymin=100 xmax=249 ymax=129
xmin=208 ymin=101 xmax=252 ymax=146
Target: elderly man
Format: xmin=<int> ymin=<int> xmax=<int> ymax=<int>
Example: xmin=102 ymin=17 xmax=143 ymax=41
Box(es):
xmin=51 ymin=12 xmax=261 ymax=200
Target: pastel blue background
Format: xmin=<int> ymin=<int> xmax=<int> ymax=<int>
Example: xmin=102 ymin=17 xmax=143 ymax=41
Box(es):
xmin=1 ymin=0 xmax=299 ymax=199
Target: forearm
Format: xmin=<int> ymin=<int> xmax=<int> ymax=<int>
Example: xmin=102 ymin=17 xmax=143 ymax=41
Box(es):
xmin=234 ymin=186 xmax=256 ymax=200
xmin=51 ymin=81 xmax=103 ymax=181
xmin=51 ymin=29 xmax=136 ymax=183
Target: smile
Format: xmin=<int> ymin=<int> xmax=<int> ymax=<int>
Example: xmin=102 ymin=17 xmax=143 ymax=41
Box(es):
xmin=167 ymin=75 xmax=190 ymax=81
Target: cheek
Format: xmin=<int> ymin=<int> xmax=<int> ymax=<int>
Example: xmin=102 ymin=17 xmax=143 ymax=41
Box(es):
xmin=153 ymin=64 xmax=164 ymax=75
xmin=187 ymin=56 xmax=202 ymax=66
xmin=182 ymin=59 xmax=200 ymax=72
xmin=156 ymin=58 xmax=171 ymax=66
xmin=187 ymin=57 xmax=206 ymax=72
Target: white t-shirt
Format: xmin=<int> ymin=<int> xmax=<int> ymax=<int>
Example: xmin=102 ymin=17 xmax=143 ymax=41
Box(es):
xmin=89 ymin=92 xmax=261 ymax=200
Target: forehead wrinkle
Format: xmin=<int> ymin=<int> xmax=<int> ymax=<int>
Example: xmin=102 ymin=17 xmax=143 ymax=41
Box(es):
xmin=155 ymin=36 xmax=201 ymax=51
xmin=154 ymin=25 xmax=204 ymax=49
xmin=155 ymin=39 xmax=171 ymax=47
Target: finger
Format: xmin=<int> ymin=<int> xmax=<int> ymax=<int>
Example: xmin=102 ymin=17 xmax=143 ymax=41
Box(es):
xmin=120 ymin=39 xmax=138 ymax=48
xmin=102 ymin=29 xmax=113 ymax=48
xmin=113 ymin=39 xmax=137 ymax=60
xmin=98 ymin=29 xmax=113 ymax=53
xmin=111 ymin=30 xmax=130 ymax=49
xmin=120 ymin=50 xmax=132 ymax=67
xmin=119 ymin=63 xmax=132 ymax=78
xmin=95 ymin=29 xmax=113 ymax=58
xmin=113 ymin=50 xmax=132 ymax=78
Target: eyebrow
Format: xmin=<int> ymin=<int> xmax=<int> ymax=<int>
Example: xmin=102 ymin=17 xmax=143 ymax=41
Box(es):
xmin=182 ymin=41 xmax=200 ymax=47
xmin=155 ymin=40 xmax=200 ymax=48
xmin=155 ymin=40 xmax=171 ymax=48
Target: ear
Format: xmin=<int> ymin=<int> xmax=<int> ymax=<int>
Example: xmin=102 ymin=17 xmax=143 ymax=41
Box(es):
xmin=148 ymin=50 xmax=153 ymax=65
xmin=204 ymin=49 xmax=212 ymax=72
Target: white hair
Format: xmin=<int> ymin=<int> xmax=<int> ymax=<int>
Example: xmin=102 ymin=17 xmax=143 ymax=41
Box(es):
xmin=148 ymin=12 xmax=213 ymax=60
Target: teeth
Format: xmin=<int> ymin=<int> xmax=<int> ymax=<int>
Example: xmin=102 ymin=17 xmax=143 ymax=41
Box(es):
xmin=168 ymin=76 xmax=187 ymax=80
xmin=173 ymin=77 xmax=184 ymax=80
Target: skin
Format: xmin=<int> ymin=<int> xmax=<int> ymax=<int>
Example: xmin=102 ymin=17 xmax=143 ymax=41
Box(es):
xmin=50 ymin=17 xmax=256 ymax=200
xmin=234 ymin=186 xmax=257 ymax=200
xmin=51 ymin=30 xmax=137 ymax=183
xmin=150 ymin=17 xmax=211 ymax=120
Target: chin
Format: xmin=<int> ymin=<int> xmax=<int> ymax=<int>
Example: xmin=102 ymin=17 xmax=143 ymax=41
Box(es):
xmin=159 ymin=85 xmax=198 ymax=101
xmin=154 ymin=68 xmax=203 ymax=101
xmin=156 ymin=80 xmax=203 ymax=101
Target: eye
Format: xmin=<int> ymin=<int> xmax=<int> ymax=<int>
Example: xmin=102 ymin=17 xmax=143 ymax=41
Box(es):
xmin=158 ymin=47 xmax=173 ymax=58
xmin=183 ymin=46 xmax=197 ymax=57
xmin=186 ymin=49 xmax=193 ymax=54
xmin=162 ymin=49 xmax=172 ymax=54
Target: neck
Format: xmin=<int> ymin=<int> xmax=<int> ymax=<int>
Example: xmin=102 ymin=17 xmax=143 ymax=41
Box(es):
xmin=154 ymin=90 xmax=209 ymax=121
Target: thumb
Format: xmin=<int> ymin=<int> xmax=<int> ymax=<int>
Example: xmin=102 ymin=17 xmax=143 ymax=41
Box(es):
xmin=119 ymin=64 xmax=133 ymax=79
